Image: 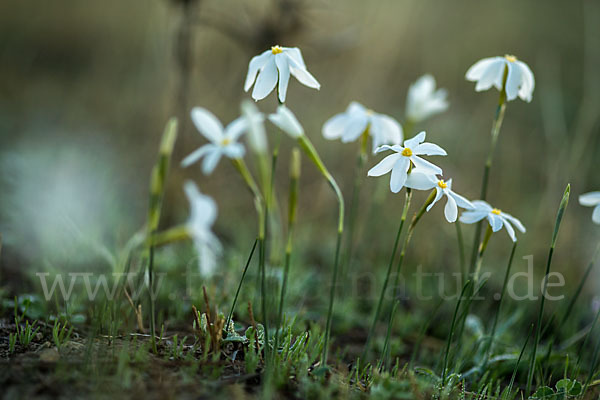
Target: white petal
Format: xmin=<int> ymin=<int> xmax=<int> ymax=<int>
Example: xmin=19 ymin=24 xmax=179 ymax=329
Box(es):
xmin=287 ymin=54 xmax=320 ymax=89
xmin=593 ymin=205 xmax=600 ymax=224
xmin=369 ymin=114 xmax=403 ymax=152
xmin=322 ymin=113 xmax=350 ymax=140
xmin=347 ymin=101 xmax=367 ymax=114
xmin=410 ymin=156 xmax=443 ymax=175
xmin=222 ymin=142 xmax=245 ymax=159
xmin=503 ymin=218 xmax=517 ymax=242
xmin=579 ymin=192 xmax=600 ymax=207
xmin=244 ymin=50 xmax=272 ymax=92
xmin=185 ymin=180 xmax=218 ymax=227
xmin=191 ymin=107 xmax=224 ymax=143
xmin=502 ymin=212 xmax=526 ymax=233
xmin=505 ymin=62 xmax=522 ymax=101
xmin=268 ymin=105 xmax=304 ymax=138
xmin=376 ymin=144 xmax=403 ymax=154
xmin=471 ymin=200 xmax=493 ymax=212
xmin=405 ymin=171 xmax=437 ymax=190
xmin=390 ymin=158 xmax=410 ymax=193
xmin=201 ymin=149 xmax=222 ymax=175
xmin=516 ymin=60 xmax=535 ymax=102
xmin=181 ymin=144 xmax=213 ymax=168
xmin=367 ymin=153 xmax=401 ymax=177
xmin=283 ymin=47 xmax=306 ymax=68
xmin=414 ymin=142 xmax=447 ymax=156
xmin=340 ymin=115 xmax=369 ymax=143
xmin=404 ymin=131 xmax=426 ymax=149
xmin=427 ymin=187 xmax=444 ymax=212
xmin=449 ymin=191 xmax=475 ymax=210
xmin=474 ymin=59 xmax=505 ymax=92
xmin=466 ymin=57 xmax=499 ymax=81
xmin=487 ymin=213 xmax=503 ymax=232
xmin=225 ymin=117 xmax=247 ymax=142
xmin=275 ymin=54 xmax=290 ymax=103
xmin=241 ymin=100 xmax=267 ymax=154
xmin=252 ymin=58 xmax=278 ymax=101
xmin=459 ymin=210 xmax=488 ymax=224
xmin=444 ymin=194 xmax=458 ymax=222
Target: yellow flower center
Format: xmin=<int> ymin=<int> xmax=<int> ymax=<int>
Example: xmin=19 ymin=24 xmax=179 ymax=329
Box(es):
xmin=221 ymin=138 xmax=231 ymax=146
xmin=401 ymin=148 xmax=413 ymax=157
xmin=271 ymin=46 xmax=283 ymax=54
xmin=491 ymin=208 xmax=502 ymax=215
xmin=504 ymin=54 xmax=517 ymax=63
xmin=438 ymin=180 xmax=447 ymax=189
xmin=366 ymin=109 xmax=374 ymax=116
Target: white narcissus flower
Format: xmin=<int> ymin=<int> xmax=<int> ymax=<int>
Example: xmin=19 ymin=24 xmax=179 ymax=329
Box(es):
xmin=322 ymin=102 xmax=403 ymax=153
xmin=367 ymin=131 xmax=446 ymax=193
xmin=405 ymin=74 xmax=449 ymax=123
xmin=404 ymin=172 xmax=474 ymax=222
xmin=459 ymin=200 xmax=526 ymax=242
xmin=241 ymin=100 xmax=267 ymax=155
xmin=579 ymin=191 xmax=600 ymax=224
xmin=182 ymin=107 xmax=246 ymax=174
xmin=268 ymin=105 xmax=304 ymax=138
xmin=244 ymin=46 xmax=320 ymax=103
xmin=465 ymin=55 xmax=535 ymax=102
xmin=184 ymin=181 xmax=222 ymax=276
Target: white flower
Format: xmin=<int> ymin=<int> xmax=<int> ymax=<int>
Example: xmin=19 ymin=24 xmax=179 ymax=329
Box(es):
xmin=367 ymin=131 xmax=446 ymax=193
xmin=182 ymin=107 xmax=246 ymax=174
xmin=579 ymin=191 xmax=600 ymax=224
xmin=459 ymin=200 xmax=526 ymax=242
xmin=241 ymin=100 xmax=267 ymax=155
xmin=268 ymin=105 xmax=304 ymax=138
xmin=322 ymin=102 xmax=403 ymax=153
xmin=244 ymin=46 xmax=320 ymax=103
xmin=184 ymin=181 xmax=222 ymax=276
xmin=405 ymin=74 xmax=449 ymax=123
xmin=404 ymin=172 xmax=474 ymax=222
xmin=465 ymin=55 xmax=535 ymax=102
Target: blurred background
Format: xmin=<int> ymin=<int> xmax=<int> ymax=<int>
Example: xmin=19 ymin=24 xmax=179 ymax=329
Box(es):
xmin=1 ymin=0 xmax=599 ymax=324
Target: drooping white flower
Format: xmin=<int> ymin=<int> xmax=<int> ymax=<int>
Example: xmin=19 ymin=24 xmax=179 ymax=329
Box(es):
xmin=241 ymin=100 xmax=267 ymax=155
xmin=184 ymin=181 xmax=222 ymax=276
xmin=404 ymin=172 xmax=474 ymax=222
xmin=367 ymin=131 xmax=446 ymax=193
xmin=244 ymin=46 xmax=320 ymax=103
xmin=182 ymin=107 xmax=246 ymax=174
xmin=465 ymin=55 xmax=535 ymax=102
xmin=268 ymin=105 xmax=304 ymax=138
xmin=579 ymin=191 xmax=600 ymax=224
xmin=459 ymin=200 xmax=526 ymax=242
xmin=322 ymin=102 xmax=403 ymax=153
xmin=405 ymin=75 xmax=449 ymax=123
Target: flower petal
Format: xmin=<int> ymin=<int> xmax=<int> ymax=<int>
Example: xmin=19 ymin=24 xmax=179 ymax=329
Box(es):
xmin=244 ymin=50 xmax=272 ymax=92
xmin=503 ymin=218 xmax=517 ymax=242
xmin=275 ymin=53 xmax=290 ymax=103
xmin=444 ymin=194 xmax=458 ymax=222
xmin=322 ymin=113 xmax=349 ymax=140
xmin=289 ymin=64 xmax=321 ymax=89
xmin=516 ymin=60 xmax=535 ymax=102
xmin=471 ymin=200 xmax=493 ymax=212
xmin=410 ymin=155 xmax=443 ymax=175
xmin=579 ymin=192 xmax=600 ymax=207
xmin=487 ymin=213 xmax=503 ymax=232
xmin=369 ymin=114 xmax=403 ymax=152
xmin=252 ymin=57 xmax=278 ymax=101
xmin=225 ymin=117 xmax=247 ymax=142
xmin=459 ymin=210 xmax=488 ymax=224
xmin=414 ymin=142 xmax=447 ymax=156
xmin=466 ymin=57 xmax=498 ymax=81
xmin=268 ymin=105 xmax=304 ymax=138
xmin=427 ymin=187 xmax=444 ymax=212
xmin=502 ymin=212 xmax=526 ymax=233
xmin=505 ymin=62 xmax=523 ymax=101
xmin=367 ymin=153 xmax=401 ymax=177
xmin=340 ymin=114 xmax=369 ymax=143
xmin=390 ymin=158 xmax=410 ymax=193
xmin=181 ymin=144 xmax=213 ymax=168
xmin=283 ymin=47 xmax=306 ymax=68
xmin=474 ymin=59 xmax=505 ymax=92
xmin=202 ymin=149 xmax=223 ymax=175
xmin=222 ymin=142 xmax=245 ymax=159
xmin=404 ymin=131 xmax=426 ymax=149
xmin=405 ymin=171 xmax=437 ymax=190
xmin=191 ymin=107 xmax=224 ymax=143
xmin=593 ymin=205 xmax=600 ymax=224
xmin=449 ymin=190 xmax=475 ymax=210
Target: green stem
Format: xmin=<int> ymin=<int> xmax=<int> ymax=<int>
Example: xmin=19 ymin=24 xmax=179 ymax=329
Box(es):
xmin=456 ymin=222 xmax=466 ymax=280
xmin=362 ymin=189 xmax=412 ymax=361
xmin=526 ymin=185 xmax=570 ymax=396
xmin=226 ymin=238 xmax=258 ymax=332
xmin=442 ymin=280 xmax=473 ymax=387
xmin=297 ymin=135 xmax=345 ymax=365
xmin=469 ymin=87 xmax=507 ymax=275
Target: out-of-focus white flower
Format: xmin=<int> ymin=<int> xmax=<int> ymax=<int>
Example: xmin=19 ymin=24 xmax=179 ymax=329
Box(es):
xmin=405 ymin=172 xmax=474 ymax=222
xmin=465 ymin=55 xmax=535 ymax=102
xmin=405 ymin=75 xmax=449 ymax=123
xmin=184 ymin=181 xmax=222 ymax=276
xmin=244 ymin=46 xmax=320 ymax=103
xmin=459 ymin=200 xmax=526 ymax=242
xmin=367 ymin=131 xmax=446 ymax=193
xmin=268 ymin=105 xmax=304 ymax=138
xmin=579 ymin=191 xmax=600 ymax=224
xmin=241 ymin=100 xmax=267 ymax=155
xmin=182 ymin=107 xmax=246 ymax=174
xmin=322 ymin=102 xmax=403 ymax=153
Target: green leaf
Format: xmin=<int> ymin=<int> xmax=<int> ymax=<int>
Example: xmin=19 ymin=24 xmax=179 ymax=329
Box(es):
xmin=532 ymin=386 xmax=555 ymax=399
